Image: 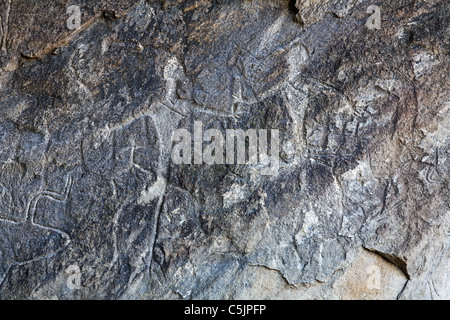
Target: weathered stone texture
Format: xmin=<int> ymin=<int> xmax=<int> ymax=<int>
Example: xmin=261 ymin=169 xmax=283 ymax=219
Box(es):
xmin=0 ymin=0 xmax=448 ymax=299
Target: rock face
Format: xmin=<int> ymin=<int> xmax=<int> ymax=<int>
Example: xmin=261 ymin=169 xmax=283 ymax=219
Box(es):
xmin=0 ymin=0 xmax=448 ymax=300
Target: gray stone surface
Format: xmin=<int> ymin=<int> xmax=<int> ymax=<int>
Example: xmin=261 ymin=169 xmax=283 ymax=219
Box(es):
xmin=0 ymin=0 xmax=448 ymax=299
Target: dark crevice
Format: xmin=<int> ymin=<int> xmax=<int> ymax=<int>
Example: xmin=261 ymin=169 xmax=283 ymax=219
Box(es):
xmin=102 ymin=10 xmax=119 ymax=21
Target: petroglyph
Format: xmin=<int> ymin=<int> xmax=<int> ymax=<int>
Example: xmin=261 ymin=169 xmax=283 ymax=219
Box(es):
xmin=0 ymin=176 xmax=72 ymax=289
